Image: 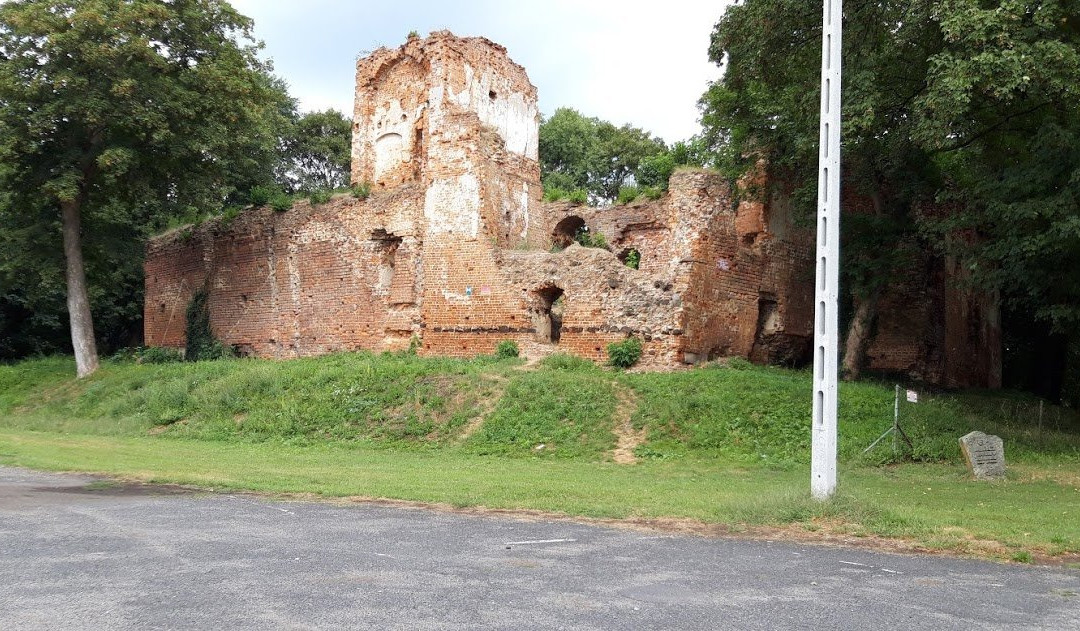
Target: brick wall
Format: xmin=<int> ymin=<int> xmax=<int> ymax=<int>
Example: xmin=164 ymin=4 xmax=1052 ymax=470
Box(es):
xmin=144 ymin=31 xmax=1000 ymax=388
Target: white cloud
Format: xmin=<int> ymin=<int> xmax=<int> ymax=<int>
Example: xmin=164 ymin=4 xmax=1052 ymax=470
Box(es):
xmin=229 ymin=0 xmax=733 ymax=143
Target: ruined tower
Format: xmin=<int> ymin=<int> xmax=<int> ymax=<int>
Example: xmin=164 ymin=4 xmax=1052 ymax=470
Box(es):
xmin=143 ymin=31 xmax=1000 ymax=387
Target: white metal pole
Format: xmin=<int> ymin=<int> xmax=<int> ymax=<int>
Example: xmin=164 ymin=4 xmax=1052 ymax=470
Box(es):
xmin=811 ymin=0 xmax=842 ymax=499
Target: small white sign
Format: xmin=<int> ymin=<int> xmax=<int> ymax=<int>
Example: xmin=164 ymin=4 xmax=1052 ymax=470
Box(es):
xmin=906 ymin=390 xmax=918 ymax=403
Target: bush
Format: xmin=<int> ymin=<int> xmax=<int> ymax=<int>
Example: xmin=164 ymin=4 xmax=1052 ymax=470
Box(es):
xmin=351 ymin=181 xmax=372 ymax=200
xmin=185 ymin=289 xmax=234 ymax=362
xmin=269 ymin=192 xmax=293 ymax=212
xmin=139 ymin=347 xmax=183 ymax=364
xmin=308 ymin=189 xmax=333 ymax=205
xmin=543 ymin=187 xmax=588 ymax=204
xmin=495 ymin=340 xmax=520 ymax=359
xmin=248 ymin=184 xmax=280 ymax=206
xmin=574 ymin=227 xmax=607 ymax=249
xmin=607 ymin=337 xmax=643 ymax=369
xmin=616 ymin=186 xmax=641 ymax=205
xmin=623 ymin=249 xmax=641 ymax=270
xmin=642 ymin=186 xmax=664 ymax=201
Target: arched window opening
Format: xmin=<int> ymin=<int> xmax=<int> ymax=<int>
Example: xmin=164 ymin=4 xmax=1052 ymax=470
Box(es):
xmin=551 ymin=216 xmax=585 ymax=249
xmin=618 ymin=248 xmax=641 ymax=270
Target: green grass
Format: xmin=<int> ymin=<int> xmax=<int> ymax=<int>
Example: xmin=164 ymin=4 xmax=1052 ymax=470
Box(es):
xmin=2 ymin=354 xmax=1079 ymax=562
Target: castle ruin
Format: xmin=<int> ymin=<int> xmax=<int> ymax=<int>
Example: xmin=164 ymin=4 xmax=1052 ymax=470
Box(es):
xmin=144 ymin=32 xmax=1000 ymax=387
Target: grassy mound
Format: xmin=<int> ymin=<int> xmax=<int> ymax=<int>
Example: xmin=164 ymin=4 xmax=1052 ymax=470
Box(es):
xmin=2 ymin=353 xmax=1078 ymax=466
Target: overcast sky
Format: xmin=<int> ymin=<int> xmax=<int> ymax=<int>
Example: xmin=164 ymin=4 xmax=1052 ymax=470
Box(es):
xmin=228 ymin=0 xmax=734 ymax=143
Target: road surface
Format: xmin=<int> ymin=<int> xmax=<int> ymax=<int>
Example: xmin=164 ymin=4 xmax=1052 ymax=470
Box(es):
xmin=1 ymin=466 xmax=1077 ymax=630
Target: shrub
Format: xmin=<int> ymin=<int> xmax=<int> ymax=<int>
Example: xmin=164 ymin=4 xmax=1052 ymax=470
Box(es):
xmin=567 ymin=189 xmax=588 ymax=204
xmin=574 ymin=227 xmax=607 ymax=249
xmin=495 ymin=340 xmax=520 ymax=359
xmin=140 ymin=346 xmax=183 ymax=364
xmin=616 ymin=185 xmax=642 ymax=205
xmin=248 ymin=184 xmax=279 ymax=206
xmin=185 ymin=289 xmax=234 ymax=361
xmin=543 ymin=187 xmax=588 ymax=204
xmin=220 ymin=205 xmax=242 ymax=227
xmin=269 ymin=192 xmax=293 ymax=212
xmin=308 ymin=189 xmax=333 ymax=205
xmin=607 ymin=337 xmax=643 ymax=369
xmin=351 ymin=181 xmax=372 ymax=200
xmin=623 ymin=249 xmax=641 ymax=270
xmin=642 ymin=186 xmax=664 ymax=201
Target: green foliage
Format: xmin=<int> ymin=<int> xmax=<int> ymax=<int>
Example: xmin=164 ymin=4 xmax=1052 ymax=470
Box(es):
xmin=540 ymin=353 xmax=595 ymax=371
xmin=270 ymin=192 xmax=294 ymax=213
xmin=248 ymin=184 xmax=281 ymax=207
xmin=495 ymin=340 xmax=520 ymax=359
xmin=539 ymin=108 xmax=669 ymax=203
xmin=468 ymin=367 xmax=617 ymax=458
xmin=542 ymin=186 xmax=588 ymax=204
xmin=702 ymin=0 xmax=1080 ymax=342
xmin=308 ymin=189 xmax=333 ymax=205
xmin=607 ymin=337 xmax=643 ymax=369
xmin=351 ymin=181 xmax=372 ymax=200
xmin=623 ymin=249 xmax=641 ymax=270
xmin=574 ymin=227 xmax=607 ymax=249
xmin=616 ymin=186 xmax=641 ymax=205
xmin=277 ymin=109 xmax=352 ymax=194
xmin=0 ymin=0 xmax=296 ymax=362
xmin=636 ymin=153 xmax=676 ymax=189
xmin=407 ymin=30 xmax=420 ymax=39
xmin=139 ymin=347 xmax=183 ymax=365
xmin=184 ymin=290 xmax=233 ymax=362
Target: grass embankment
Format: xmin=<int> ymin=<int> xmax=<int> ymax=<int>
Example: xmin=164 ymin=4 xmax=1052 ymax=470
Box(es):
xmin=2 ymin=353 xmax=1079 ymax=563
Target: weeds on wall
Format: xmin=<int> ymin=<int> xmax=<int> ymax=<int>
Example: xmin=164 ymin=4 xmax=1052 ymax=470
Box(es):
xmin=185 ymin=289 xmax=234 ymax=361
xmin=351 ymin=181 xmax=372 ymax=200
xmin=308 ymin=189 xmax=333 ymax=205
xmin=574 ymin=227 xmax=607 ymax=249
xmin=543 ymin=187 xmax=588 ymax=204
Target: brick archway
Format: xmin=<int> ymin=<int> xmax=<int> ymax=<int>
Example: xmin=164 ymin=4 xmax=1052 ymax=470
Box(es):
xmin=552 ymin=216 xmax=585 ymax=249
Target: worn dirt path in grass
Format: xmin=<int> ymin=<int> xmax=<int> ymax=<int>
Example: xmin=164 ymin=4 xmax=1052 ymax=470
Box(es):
xmin=455 ymin=373 xmax=510 ymax=442
xmin=611 ymin=382 xmax=644 ymax=464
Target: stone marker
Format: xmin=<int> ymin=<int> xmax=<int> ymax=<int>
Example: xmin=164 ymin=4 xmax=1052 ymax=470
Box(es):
xmin=959 ymin=431 xmax=1005 ymax=480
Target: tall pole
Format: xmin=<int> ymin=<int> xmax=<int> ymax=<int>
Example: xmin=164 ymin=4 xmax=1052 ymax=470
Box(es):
xmin=812 ymin=0 xmax=842 ymax=499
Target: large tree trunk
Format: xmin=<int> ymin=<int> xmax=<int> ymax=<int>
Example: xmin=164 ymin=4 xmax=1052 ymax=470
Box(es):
xmin=842 ymin=294 xmax=879 ymax=381
xmin=61 ymin=199 xmax=99 ymax=378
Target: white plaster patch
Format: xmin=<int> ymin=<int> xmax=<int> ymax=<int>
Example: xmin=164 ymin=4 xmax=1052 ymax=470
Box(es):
xmin=446 ymin=63 xmax=538 ymax=158
xmin=374 ymin=133 xmax=404 ymax=181
xmin=424 ymin=174 xmax=481 ymax=237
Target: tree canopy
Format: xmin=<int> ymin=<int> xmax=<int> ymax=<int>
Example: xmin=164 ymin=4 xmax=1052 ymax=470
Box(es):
xmin=701 ymin=0 xmax=1080 ymax=382
xmin=0 ymin=0 xmax=294 ymax=374
xmin=538 ymin=107 xmax=675 ymax=203
xmin=277 ymin=108 xmax=352 ymax=194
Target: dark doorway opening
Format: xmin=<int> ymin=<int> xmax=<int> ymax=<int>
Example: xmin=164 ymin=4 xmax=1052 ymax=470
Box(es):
xmin=531 ymin=285 xmax=565 ymax=344
xmin=552 ymin=216 xmax=585 ymax=249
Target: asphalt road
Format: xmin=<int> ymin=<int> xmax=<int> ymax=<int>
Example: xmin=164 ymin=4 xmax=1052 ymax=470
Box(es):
xmin=1 ymin=466 xmax=1078 ymax=630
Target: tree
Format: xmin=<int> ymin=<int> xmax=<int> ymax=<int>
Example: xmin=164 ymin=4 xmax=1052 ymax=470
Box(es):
xmin=702 ymin=1 xmax=1079 ymax=383
xmin=0 ymin=0 xmax=293 ymax=376
xmin=538 ymin=107 xmax=670 ymax=203
xmin=277 ymin=109 xmax=352 ymax=194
